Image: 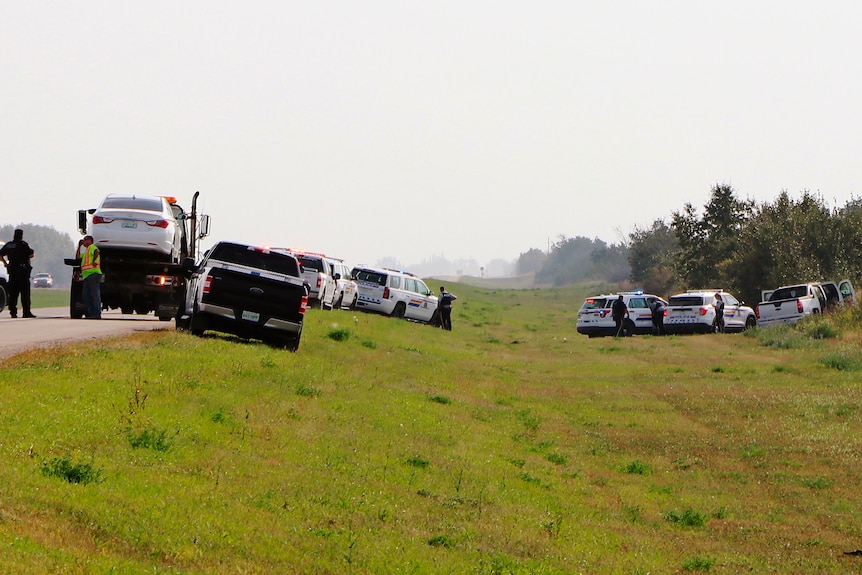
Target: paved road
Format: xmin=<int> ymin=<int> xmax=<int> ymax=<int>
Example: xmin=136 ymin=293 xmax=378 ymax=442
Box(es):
xmin=0 ymin=306 xmax=174 ymax=360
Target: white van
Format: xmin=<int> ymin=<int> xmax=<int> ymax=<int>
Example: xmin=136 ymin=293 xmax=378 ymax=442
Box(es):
xmin=351 ymin=266 xmax=438 ymax=323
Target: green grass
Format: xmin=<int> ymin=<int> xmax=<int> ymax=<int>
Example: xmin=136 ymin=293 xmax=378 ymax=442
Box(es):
xmin=3 ymin=283 xmax=862 ymax=573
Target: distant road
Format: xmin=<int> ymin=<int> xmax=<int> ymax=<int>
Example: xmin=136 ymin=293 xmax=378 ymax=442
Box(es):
xmin=0 ymin=306 xmax=173 ymax=361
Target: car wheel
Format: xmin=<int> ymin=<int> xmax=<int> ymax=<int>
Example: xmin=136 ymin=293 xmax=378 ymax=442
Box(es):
xmin=621 ymin=320 xmax=635 ymax=337
xmin=349 ymin=295 xmax=358 ymax=311
xmin=333 ymin=293 xmax=344 ymax=310
xmin=189 ymin=303 xmax=205 ymax=336
xmin=391 ymin=303 xmax=406 ymax=319
xmin=745 ymin=316 xmax=756 ymax=330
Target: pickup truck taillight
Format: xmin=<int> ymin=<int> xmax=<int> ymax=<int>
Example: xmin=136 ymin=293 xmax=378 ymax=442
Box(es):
xmin=299 ymin=294 xmax=309 ymax=315
xmin=383 ymin=287 xmax=390 ymax=299
xmin=755 ymin=306 xmax=760 ymax=319
xmin=316 ymin=277 xmax=323 ymax=289
xmin=203 ymin=275 xmax=213 ymax=294
xmin=797 ymin=299 xmax=804 ymax=313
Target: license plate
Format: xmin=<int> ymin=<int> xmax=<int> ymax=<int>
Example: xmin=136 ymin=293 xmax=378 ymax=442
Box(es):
xmin=122 ymin=220 xmax=138 ymax=229
xmin=241 ymin=310 xmax=260 ymax=322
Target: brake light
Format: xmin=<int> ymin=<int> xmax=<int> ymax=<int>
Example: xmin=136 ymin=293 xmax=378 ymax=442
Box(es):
xmin=316 ymin=277 xmax=323 ymax=289
xmin=755 ymin=306 xmax=760 ymax=319
xmin=203 ymin=275 xmax=213 ymax=294
xmin=300 ymin=294 xmax=309 ymax=315
xmin=700 ymin=307 xmax=709 ymax=316
xmin=146 ymin=275 xmax=174 ymax=286
xmin=145 ymin=219 xmax=170 ymax=228
xmin=92 ymin=215 xmax=114 ymax=224
xmin=383 ymin=287 xmax=390 ymax=299
xmin=663 ymin=309 xmax=668 ymax=317
xmin=797 ymin=299 xmax=804 ymax=313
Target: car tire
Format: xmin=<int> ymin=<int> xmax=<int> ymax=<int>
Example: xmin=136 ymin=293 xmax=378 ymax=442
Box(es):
xmin=621 ymin=320 xmax=635 ymax=337
xmin=333 ymin=293 xmax=343 ymax=310
xmin=391 ymin=302 xmax=406 ymax=319
xmin=189 ymin=303 xmax=205 ymax=336
xmin=349 ymin=295 xmax=358 ymax=311
xmin=745 ymin=316 xmax=756 ymax=330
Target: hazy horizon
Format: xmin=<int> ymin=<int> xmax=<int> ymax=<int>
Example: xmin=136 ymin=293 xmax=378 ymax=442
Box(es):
xmin=4 ymin=2 xmax=862 ymax=273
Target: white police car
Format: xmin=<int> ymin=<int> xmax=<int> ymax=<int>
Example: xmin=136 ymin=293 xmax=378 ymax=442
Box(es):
xmin=576 ymin=291 xmax=667 ymax=337
xmin=664 ymin=289 xmax=756 ymax=334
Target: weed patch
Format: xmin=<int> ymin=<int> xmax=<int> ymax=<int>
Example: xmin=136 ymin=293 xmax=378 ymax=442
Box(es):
xmin=666 ymin=508 xmax=707 ymax=527
xmin=296 ymin=383 xmax=322 ymax=397
xmin=128 ymin=426 xmax=173 ymax=452
xmin=621 ymin=460 xmax=650 ymax=475
xmin=682 ymin=555 xmax=716 ymax=571
xmin=40 ymin=457 xmax=102 ymax=485
xmin=326 ymin=327 xmax=351 ymax=342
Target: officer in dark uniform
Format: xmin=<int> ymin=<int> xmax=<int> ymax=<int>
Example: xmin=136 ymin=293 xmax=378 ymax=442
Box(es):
xmin=438 ymin=286 xmax=458 ymax=331
xmin=0 ymin=229 xmax=36 ymax=318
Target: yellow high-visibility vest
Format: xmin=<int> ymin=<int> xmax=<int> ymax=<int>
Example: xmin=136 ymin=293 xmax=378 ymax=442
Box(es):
xmin=81 ymin=244 xmax=102 ymax=279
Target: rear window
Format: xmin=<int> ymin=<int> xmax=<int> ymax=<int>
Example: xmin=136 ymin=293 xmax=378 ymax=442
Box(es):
xmin=669 ymin=296 xmax=706 ymax=307
xmin=101 ymin=196 xmax=165 ymax=212
xmin=353 ymin=269 xmax=387 ymax=285
xmin=769 ymin=286 xmax=807 ymax=301
xmin=294 ymin=256 xmax=325 ymax=273
xmin=208 ymin=243 xmax=300 ymax=276
xmin=581 ymin=298 xmax=609 ymax=310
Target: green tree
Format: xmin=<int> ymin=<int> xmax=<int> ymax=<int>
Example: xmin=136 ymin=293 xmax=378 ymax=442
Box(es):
xmin=0 ymin=224 xmax=76 ymax=285
xmin=726 ymin=190 xmax=845 ymax=304
xmin=627 ymin=219 xmax=678 ymax=296
xmin=671 ymin=184 xmax=753 ymax=289
xmin=516 ymin=248 xmax=546 ymax=276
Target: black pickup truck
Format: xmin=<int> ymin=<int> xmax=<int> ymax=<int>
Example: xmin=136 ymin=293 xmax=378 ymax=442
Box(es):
xmin=178 ymin=241 xmax=309 ymax=351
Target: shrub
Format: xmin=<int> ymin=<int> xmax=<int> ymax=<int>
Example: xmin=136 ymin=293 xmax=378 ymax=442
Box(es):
xmin=621 ymin=460 xmax=650 ymax=475
xmin=40 ymin=457 xmax=102 ymax=485
xmin=128 ymin=426 xmax=172 ymax=452
xmin=326 ymin=328 xmax=351 ymax=342
xmin=666 ymin=508 xmax=707 ymax=527
xmin=799 ymin=317 xmax=839 ymax=339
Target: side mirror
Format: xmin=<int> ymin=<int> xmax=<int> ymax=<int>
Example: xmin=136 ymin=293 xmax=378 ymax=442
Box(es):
xmin=333 ymin=273 xmax=341 ymax=280
xmin=198 ymin=214 xmax=211 ymax=239
xmin=77 ymin=210 xmax=89 ymax=235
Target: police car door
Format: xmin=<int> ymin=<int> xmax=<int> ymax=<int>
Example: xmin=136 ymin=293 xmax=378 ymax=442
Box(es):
xmin=721 ymin=293 xmax=742 ymax=331
xmin=404 ymin=277 xmax=435 ymax=322
xmin=627 ymin=296 xmax=653 ymax=333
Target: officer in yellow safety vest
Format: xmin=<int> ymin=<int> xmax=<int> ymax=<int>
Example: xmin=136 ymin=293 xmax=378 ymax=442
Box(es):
xmin=80 ymin=235 xmax=103 ymax=319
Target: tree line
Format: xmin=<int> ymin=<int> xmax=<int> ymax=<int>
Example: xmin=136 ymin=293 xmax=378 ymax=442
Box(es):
xmin=517 ymin=184 xmax=862 ymax=305
xmin=1 ymin=224 xmax=76 ymax=284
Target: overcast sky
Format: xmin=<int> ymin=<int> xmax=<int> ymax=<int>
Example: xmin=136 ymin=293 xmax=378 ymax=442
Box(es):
xmin=3 ymin=2 xmax=861 ymax=269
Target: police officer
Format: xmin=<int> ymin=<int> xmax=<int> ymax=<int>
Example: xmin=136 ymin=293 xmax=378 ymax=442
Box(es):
xmin=438 ymin=286 xmax=458 ymax=331
xmin=611 ymin=294 xmax=628 ymax=337
xmin=0 ymin=228 xmax=36 ymax=318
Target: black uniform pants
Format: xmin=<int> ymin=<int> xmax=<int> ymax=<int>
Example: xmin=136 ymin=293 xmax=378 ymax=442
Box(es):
xmin=7 ymin=268 xmax=32 ymax=316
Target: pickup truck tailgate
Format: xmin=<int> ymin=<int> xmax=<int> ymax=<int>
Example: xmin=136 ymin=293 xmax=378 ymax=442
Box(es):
xmin=201 ymin=267 xmax=306 ymax=325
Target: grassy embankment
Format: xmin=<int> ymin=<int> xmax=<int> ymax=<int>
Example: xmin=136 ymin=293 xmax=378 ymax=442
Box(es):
xmin=3 ymin=283 xmax=862 ymax=573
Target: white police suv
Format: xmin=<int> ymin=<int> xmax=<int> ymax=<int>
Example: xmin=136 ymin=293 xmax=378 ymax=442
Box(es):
xmin=663 ymin=289 xmax=756 ymax=334
xmin=576 ymin=291 xmax=667 ymax=337
xmin=351 ymin=266 xmax=438 ymax=324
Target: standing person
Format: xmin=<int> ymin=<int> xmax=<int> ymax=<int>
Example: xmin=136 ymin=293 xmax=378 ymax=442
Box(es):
xmin=438 ymin=286 xmax=457 ymax=331
xmin=0 ymin=228 xmax=36 ymax=318
xmin=80 ymin=235 xmax=103 ymax=319
xmin=713 ymin=293 xmax=725 ymax=333
xmin=611 ymin=294 xmax=628 ymax=337
xmin=651 ymin=298 xmax=666 ymax=335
